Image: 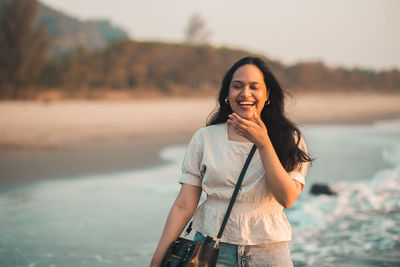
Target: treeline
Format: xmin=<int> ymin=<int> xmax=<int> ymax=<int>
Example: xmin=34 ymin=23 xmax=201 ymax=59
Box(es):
xmin=41 ymin=41 xmax=253 ymax=94
xmin=1 ymin=0 xmax=399 ymax=100
xmin=38 ymin=41 xmax=400 ymax=97
xmin=284 ymin=62 xmax=400 ymax=92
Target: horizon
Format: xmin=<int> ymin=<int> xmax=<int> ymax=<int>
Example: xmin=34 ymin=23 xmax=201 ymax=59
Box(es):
xmin=39 ymin=0 xmax=400 ymax=71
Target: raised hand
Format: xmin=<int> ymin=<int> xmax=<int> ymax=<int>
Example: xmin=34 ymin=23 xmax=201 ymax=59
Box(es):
xmin=227 ymin=112 xmax=270 ymax=148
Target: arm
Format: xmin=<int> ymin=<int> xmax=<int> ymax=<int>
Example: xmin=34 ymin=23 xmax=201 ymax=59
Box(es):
xmin=256 ymin=137 xmax=303 ymax=208
xmin=150 ymin=184 xmax=202 ymax=267
xmin=228 ymin=112 xmax=304 ymax=208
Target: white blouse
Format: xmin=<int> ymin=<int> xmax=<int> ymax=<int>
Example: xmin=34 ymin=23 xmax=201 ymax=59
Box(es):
xmin=178 ymin=122 xmax=308 ymax=245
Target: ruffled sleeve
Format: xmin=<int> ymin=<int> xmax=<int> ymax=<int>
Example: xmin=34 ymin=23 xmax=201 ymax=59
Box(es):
xmin=178 ymin=129 xmax=205 ymax=187
xmin=288 ymin=135 xmax=309 ymax=185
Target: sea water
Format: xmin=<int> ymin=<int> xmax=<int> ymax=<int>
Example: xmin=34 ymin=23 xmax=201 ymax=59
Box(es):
xmin=0 ymin=118 xmax=399 ymax=266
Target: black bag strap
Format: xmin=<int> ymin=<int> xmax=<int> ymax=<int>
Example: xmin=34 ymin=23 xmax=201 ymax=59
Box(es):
xmin=216 ymin=144 xmax=257 ymax=239
xmin=184 ymin=144 xmax=258 ymax=244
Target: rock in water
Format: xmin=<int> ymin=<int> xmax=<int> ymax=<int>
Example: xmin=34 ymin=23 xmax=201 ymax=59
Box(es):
xmin=310 ymin=183 xmax=336 ymax=196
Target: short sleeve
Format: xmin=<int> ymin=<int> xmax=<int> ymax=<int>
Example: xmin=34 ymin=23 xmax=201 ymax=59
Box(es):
xmin=178 ymin=129 xmax=205 ymax=187
xmin=288 ymin=135 xmax=309 ymax=185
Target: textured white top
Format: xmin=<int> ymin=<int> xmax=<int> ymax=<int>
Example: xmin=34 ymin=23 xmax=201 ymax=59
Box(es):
xmin=179 ymin=122 xmax=308 ymax=245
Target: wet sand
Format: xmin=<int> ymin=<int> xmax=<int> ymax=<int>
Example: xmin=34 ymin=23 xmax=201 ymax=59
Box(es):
xmin=1 ymin=92 xmax=400 ymax=188
xmin=0 ymin=133 xmax=190 ymax=190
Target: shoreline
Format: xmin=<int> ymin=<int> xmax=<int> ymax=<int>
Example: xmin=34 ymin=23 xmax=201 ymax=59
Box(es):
xmin=0 ymin=133 xmax=191 ymax=190
xmin=1 ymin=92 xmax=400 ymax=189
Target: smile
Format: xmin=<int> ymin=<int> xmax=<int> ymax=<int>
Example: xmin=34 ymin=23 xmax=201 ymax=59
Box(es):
xmin=239 ymin=101 xmax=255 ymax=106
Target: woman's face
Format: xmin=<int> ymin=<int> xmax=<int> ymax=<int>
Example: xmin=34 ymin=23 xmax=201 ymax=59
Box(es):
xmin=228 ymin=64 xmax=268 ymax=122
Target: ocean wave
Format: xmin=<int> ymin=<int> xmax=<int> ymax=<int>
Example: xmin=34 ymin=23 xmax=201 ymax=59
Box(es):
xmin=289 ymin=163 xmax=400 ymax=265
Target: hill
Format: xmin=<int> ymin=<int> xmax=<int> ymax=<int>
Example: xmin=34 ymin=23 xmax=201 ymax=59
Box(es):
xmin=0 ymin=0 xmax=128 ymax=56
xmin=36 ymin=1 xmax=128 ymax=56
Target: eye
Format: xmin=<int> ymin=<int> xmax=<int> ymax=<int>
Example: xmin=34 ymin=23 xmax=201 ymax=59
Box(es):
xmin=250 ymin=84 xmax=261 ymax=90
xmin=231 ymin=83 xmax=242 ymax=89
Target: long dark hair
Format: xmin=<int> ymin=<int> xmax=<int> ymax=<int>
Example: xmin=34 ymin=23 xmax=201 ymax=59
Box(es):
xmin=207 ymin=56 xmax=312 ymax=172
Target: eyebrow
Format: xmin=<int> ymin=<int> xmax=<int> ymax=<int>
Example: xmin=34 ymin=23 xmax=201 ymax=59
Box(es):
xmin=231 ymin=80 xmax=263 ymax=85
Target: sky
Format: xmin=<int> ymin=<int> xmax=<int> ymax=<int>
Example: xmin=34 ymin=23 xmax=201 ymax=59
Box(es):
xmin=40 ymin=0 xmax=400 ymax=71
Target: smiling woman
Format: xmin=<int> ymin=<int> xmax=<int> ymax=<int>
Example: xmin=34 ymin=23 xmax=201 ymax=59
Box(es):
xmin=151 ymin=57 xmax=313 ymax=267
xmin=226 ymin=64 xmax=268 ymax=123
xmin=209 ymin=57 xmax=311 ymax=174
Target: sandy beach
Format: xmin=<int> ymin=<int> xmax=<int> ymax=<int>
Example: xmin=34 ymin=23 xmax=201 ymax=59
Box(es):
xmin=1 ymin=92 xmax=400 ymax=188
xmin=2 ymin=92 xmax=400 ymax=149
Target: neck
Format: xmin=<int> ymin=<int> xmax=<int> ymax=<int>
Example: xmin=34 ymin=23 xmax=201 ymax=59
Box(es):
xmin=227 ymin=123 xmax=251 ymax=142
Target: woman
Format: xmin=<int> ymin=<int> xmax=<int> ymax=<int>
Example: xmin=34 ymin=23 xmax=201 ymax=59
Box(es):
xmin=150 ymin=57 xmax=312 ymax=266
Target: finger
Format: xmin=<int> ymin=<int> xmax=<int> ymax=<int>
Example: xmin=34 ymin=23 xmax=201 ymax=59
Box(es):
xmin=233 ymin=128 xmax=245 ymax=136
xmin=232 ymin=122 xmax=243 ymax=132
xmin=232 ymin=124 xmax=246 ymax=136
xmin=231 ymin=113 xmax=251 ymax=127
xmin=228 ymin=114 xmax=246 ymax=129
xmin=231 ymin=119 xmax=249 ymax=133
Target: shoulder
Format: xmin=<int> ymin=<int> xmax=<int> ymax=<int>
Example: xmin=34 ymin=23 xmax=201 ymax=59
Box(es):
xmin=186 ymin=123 xmax=227 ymax=151
xmin=192 ymin=123 xmax=226 ymax=140
xmin=205 ymin=122 xmax=226 ymax=134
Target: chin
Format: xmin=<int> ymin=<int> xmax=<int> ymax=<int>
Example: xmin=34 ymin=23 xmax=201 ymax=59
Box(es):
xmin=237 ymin=113 xmax=254 ymax=121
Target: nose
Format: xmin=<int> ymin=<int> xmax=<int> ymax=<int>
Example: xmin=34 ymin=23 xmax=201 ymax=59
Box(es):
xmin=240 ymin=85 xmax=251 ymax=97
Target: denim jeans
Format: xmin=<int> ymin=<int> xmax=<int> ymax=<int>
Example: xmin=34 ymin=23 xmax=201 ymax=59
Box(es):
xmin=193 ymin=232 xmax=293 ymax=267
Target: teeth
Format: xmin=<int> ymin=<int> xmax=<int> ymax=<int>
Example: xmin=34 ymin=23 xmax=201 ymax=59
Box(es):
xmin=239 ymin=102 xmax=254 ymax=106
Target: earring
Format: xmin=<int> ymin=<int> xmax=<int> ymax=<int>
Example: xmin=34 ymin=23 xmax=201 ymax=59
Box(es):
xmin=225 ymin=97 xmax=229 ymax=104
xmin=265 ymin=98 xmax=270 ymax=105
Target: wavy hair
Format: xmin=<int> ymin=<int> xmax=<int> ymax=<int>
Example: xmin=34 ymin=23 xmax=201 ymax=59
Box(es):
xmin=207 ymin=56 xmax=312 ymax=172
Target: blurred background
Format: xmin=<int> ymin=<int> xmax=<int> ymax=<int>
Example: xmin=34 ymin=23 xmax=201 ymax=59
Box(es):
xmin=0 ymin=0 xmax=399 ymax=266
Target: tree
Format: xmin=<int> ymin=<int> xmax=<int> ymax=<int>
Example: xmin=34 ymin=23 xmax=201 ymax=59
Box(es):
xmin=0 ymin=0 xmax=52 ymax=99
xmin=184 ymin=13 xmax=210 ymax=45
